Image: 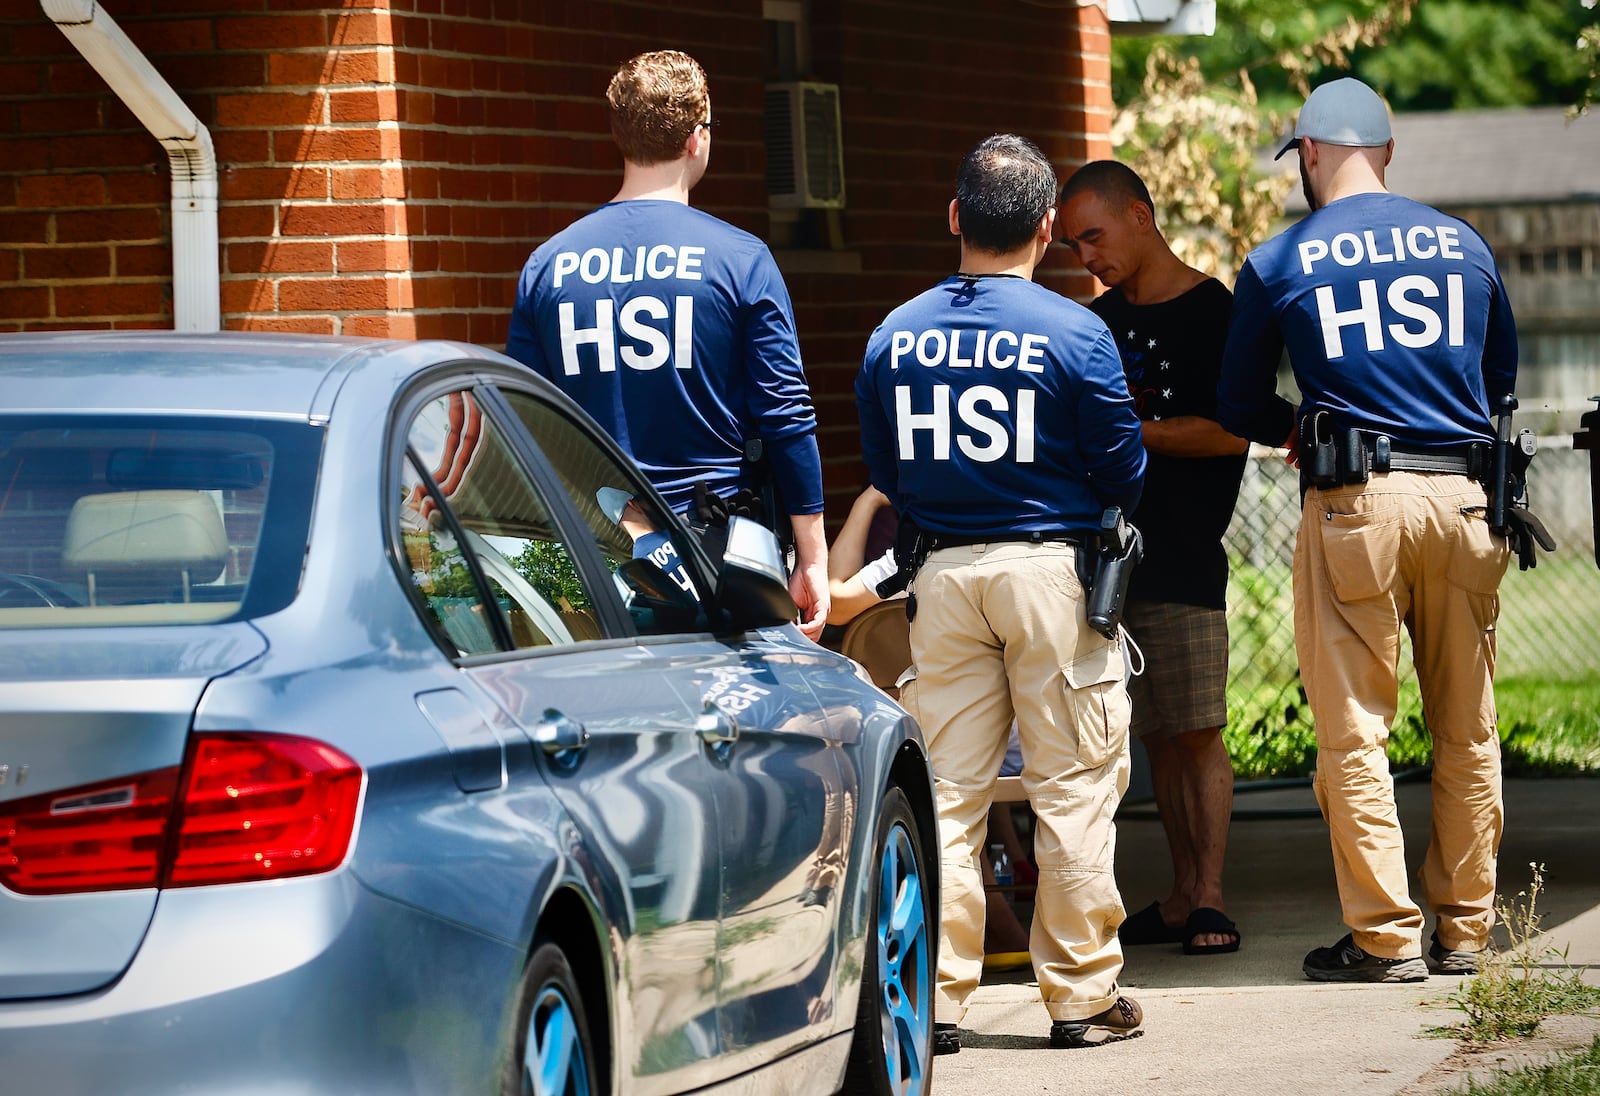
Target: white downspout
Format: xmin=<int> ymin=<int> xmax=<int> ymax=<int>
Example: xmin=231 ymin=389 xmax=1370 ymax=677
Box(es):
xmin=42 ymin=0 xmax=220 ymax=332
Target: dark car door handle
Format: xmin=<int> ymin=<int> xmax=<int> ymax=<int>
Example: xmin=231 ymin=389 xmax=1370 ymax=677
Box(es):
xmin=696 ymin=704 xmax=739 ymax=745
xmin=533 ymin=708 xmax=589 ymax=764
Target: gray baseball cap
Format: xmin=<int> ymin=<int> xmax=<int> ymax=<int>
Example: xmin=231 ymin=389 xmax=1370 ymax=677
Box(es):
xmin=596 ymin=486 xmax=633 ymax=524
xmin=1275 ymin=77 xmax=1393 ymax=160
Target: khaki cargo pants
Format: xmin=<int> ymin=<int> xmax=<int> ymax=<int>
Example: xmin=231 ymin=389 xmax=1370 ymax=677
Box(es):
xmin=1296 ymin=471 xmax=1510 ymax=958
xmin=900 ymin=540 xmax=1131 ymax=1024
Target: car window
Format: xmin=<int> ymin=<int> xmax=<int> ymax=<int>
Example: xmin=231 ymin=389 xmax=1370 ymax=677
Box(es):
xmin=0 ymin=416 xmax=319 ymax=628
xmin=497 ymin=389 xmax=706 ymax=637
xmin=398 ymin=390 xmax=605 ymax=655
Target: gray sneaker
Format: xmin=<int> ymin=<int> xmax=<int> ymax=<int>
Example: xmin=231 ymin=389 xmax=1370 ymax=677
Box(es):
xmin=1428 ymin=933 xmax=1481 ymax=975
xmin=1303 ymin=934 xmax=1427 ymax=983
xmin=1048 ymin=996 xmax=1144 ymax=1048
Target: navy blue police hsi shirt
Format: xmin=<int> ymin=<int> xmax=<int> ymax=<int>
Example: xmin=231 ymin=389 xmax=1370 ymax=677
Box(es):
xmin=505 ymin=200 xmax=823 ymax=516
xmin=856 ymin=275 xmax=1146 ymax=536
xmin=1218 ymin=191 xmax=1518 ymax=449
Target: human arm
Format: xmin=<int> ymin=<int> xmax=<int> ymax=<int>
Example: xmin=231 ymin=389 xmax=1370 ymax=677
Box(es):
xmin=1139 ymin=417 xmax=1248 ymax=458
xmin=1075 ymin=326 xmax=1147 ymax=512
xmin=1217 ymin=262 xmax=1296 ymax=447
xmin=855 ymin=331 xmax=901 ymax=506
xmin=504 ymin=258 xmax=552 ymax=376
xmin=1481 ymin=262 xmax=1519 ymax=408
xmin=787 ymin=512 xmax=829 ymax=642
xmin=826 ymin=488 xmax=894 ymax=626
xmin=741 ymin=251 xmax=825 ymax=518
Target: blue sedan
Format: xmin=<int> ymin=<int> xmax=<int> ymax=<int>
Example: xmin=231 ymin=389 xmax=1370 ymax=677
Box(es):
xmin=0 ymin=331 xmax=937 ymax=1096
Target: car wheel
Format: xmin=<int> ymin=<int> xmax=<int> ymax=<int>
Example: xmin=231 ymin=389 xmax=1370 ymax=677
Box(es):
xmin=504 ymin=941 xmax=599 ymax=1096
xmin=841 ymin=785 xmax=934 ymax=1096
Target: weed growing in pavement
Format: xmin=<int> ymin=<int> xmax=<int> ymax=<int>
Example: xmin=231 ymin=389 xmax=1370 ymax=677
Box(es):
xmin=1446 ymin=1036 xmax=1600 ymax=1095
xmin=1431 ymin=863 xmax=1600 ymax=1044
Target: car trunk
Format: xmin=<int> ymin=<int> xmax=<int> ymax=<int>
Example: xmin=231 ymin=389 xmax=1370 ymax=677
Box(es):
xmin=0 ymin=625 xmax=266 ymax=999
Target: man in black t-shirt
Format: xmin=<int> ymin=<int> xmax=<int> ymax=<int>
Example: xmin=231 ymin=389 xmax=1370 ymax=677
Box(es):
xmin=1059 ymin=161 xmax=1248 ymax=956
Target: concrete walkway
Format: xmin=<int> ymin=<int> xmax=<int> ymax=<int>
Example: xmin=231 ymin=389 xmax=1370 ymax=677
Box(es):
xmin=933 ymin=777 xmax=1600 ymax=1095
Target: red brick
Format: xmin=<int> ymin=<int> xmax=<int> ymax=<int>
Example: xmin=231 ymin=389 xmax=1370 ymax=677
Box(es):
xmin=278 ymin=276 xmax=388 ymax=311
xmin=54 ymin=208 xmax=163 ymax=243
xmin=343 ymin=312 xmax=416 ymax=338
xmin=0 ymin=139 xmax=54 ymax=173
xmin=160 ymin=53 xmax=265 ymax=90
xmin=221 ymin=278 xmax=272 ymax=314
xmin=266 ymin=52 xmax=332 ymax=88
xmin=233 ymin=239 xmax=337 ymax=274
xmin=221 ymin=165 xmax=330 ymax=201
xmin=331 ymin=165 xmax=404 ymax=200
xmin=241 ymin=314 xmax=338 ymax=335
xmin=218 ymin=205 xmax=277 ymax=239
xmin=336 ymin=238 xmax=408 ymax=273
xmin=213 ymin=130 xmax=273 ymax=164
xmin=24 ymin=245 xmax=110 ymax=280
xmin=329 ymin=12 xmax=396 ymax=46
xmin=55 ymin=282 xmax=167 ymax=319
xmin=278 ymin=203 xmax=389 ymax=237
xmin=0 ymin=250 xmax=17 ymax=282
xmin=416 ymin=311 xmax=470 ymax=340
xmin=49 ymin=135 xmax=159 ymax=172
xmin=47 ymin=60 xmax=115 ymax=96
xmin=276 ymin=128 xmax=385 ymax=163
xmin=0 ymin=212 xmax=49 ymax=245
xmin=105 ymin=173 xmax=170 ymax=206
xmin=16 ymin=98 xmax=102 ymax=134
xmin=216 ymin=91 xmax=324 ymax=129
xmin=121 ymin=17 xmax=216 ymax=54
xmin=115 ymin=244 xmax=170 ymax=278
xmin=215 ymin=15 xmax=331 ymax=51
xmin=0 ymin=287 xmax=51 ymax=320
xmin=0 ymin=63 xmax=45 ymax=96
xmin=328 ymin=88 xmax=398 ymax=124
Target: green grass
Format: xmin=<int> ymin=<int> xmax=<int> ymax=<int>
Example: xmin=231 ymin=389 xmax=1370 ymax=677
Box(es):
xmin=1447 ymin=1037 xmax=1600 ymax=1096
xmin=1222 ymin=673 xmax=1600 ymax=782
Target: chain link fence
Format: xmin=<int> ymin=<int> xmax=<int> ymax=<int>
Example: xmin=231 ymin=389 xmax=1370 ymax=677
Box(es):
xmin=1222 ymin=439 xmax=1600 ymax=775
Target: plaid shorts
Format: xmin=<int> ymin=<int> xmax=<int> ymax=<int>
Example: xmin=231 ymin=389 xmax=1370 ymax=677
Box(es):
xmin=1123 ymin=600 xmax=1229 ymax=739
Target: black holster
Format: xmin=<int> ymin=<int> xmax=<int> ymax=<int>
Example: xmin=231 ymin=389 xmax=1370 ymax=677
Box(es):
xmin=1085 ymin=508 xmax=1142 ymax=639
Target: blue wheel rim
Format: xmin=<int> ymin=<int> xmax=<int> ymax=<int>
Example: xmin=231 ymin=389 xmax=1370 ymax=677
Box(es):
xmin=875 ymin=819 xmax=931 ymax=1095
xmin=524 ymin=982 xmax=592 ymax=1096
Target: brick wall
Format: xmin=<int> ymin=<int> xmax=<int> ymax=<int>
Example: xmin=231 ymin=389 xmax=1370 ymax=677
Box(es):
xmin=1 ymin=0 xmax=1110 ymax=497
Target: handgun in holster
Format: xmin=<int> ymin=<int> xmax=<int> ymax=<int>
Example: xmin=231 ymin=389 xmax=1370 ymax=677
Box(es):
xmin=741 ymin=439 xmax=795 ymax=560
xmin=1486 ymin=394 xmax=1556 ymax=571
xmin=1299 ymin=410 xmax=1341 ymax=495
xmin=1085 ymin=507 xmax=1143 ymax=640
xmin=874 ymin=513 xmax=928 ymax=620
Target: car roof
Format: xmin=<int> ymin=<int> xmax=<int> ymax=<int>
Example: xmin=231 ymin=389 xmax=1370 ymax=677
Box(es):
xmin=0 ymin=331 xmax=509 ymax=420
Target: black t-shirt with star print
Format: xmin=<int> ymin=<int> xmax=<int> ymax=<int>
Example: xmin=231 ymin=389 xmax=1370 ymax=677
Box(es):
xmin=1091 ymin=277 xmax=1244 ymax=610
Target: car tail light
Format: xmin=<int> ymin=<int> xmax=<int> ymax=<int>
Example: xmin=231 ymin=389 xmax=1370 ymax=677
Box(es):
xmin=0 ymin=733 xmax=363 ymax=896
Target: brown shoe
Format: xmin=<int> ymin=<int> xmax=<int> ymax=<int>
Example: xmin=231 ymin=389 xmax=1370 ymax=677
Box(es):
xmin=1048 ymin=996 xmax=1144 ymax=1048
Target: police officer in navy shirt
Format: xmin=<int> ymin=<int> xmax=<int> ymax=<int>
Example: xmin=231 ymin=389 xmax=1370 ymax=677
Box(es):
xmin=1218 ymin=78 xmax=1517 ymax=984
xmin=858 ymin=134 xmax=1147 ymax=1053
xmin=506 ymin=50 xmax=829 ymax=639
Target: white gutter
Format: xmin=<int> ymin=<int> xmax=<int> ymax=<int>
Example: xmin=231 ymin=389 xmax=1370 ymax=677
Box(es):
xmin=41 ymin=0 xmax=220 ymax=332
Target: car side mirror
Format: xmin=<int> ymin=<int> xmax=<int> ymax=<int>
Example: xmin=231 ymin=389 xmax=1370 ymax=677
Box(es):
xmin=711 ymin=516 xmax=797 ymax=631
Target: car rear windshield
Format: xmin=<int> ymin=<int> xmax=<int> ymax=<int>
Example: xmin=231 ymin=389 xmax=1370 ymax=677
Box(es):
xmin=0 ymin=415 xmax=322 ymax=628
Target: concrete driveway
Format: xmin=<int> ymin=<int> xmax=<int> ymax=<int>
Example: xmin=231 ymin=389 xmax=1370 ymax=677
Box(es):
xmin=931 ymin=777 xmax=1600 ymax=1095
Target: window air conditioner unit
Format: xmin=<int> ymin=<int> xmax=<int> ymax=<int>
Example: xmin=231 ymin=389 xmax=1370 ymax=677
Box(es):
xmin=764 ymin=81 xmax=845 ymax=209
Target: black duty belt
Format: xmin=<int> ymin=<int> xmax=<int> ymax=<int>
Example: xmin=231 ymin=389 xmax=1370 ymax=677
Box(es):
xmin=1361 ymin=436 xmax=1484 ymax=477
xmin=925 ymin=530 xmax=1086 ymax=551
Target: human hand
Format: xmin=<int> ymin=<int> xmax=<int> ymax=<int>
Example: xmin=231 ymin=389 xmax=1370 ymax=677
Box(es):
xmin=790 ymin=559 xmax=829 ymax=642
xmin=1282 ymin=423 xmax=1301 ymax=469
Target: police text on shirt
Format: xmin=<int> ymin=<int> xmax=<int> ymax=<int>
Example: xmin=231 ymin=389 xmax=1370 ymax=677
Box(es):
xmin=1297 ymin=225 xmax=1468 ymax=359
xmin=889 ymin=327 xmax=1044 ymax=463
xmin=551 ymin=245 xmax=707 ymax=375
